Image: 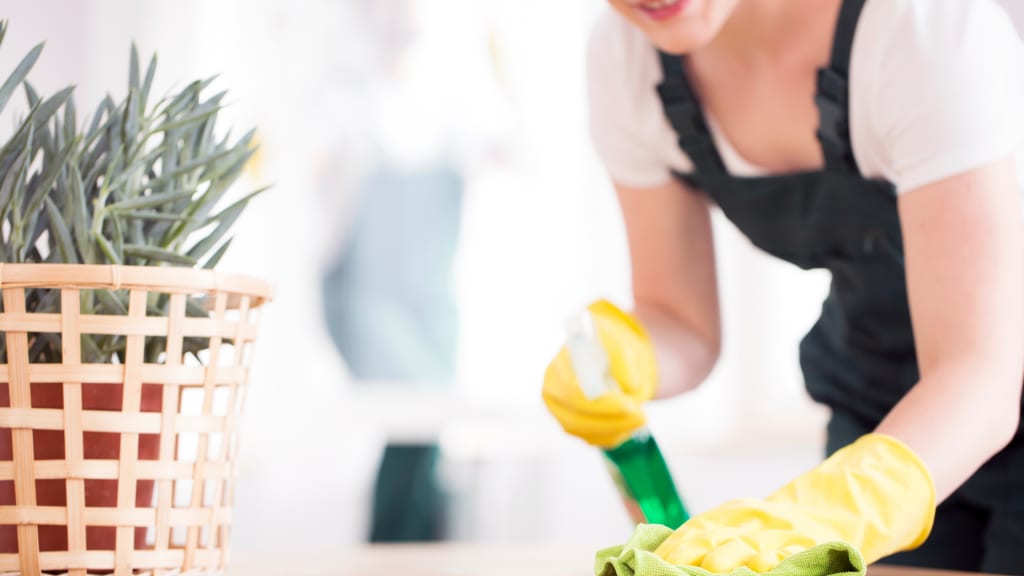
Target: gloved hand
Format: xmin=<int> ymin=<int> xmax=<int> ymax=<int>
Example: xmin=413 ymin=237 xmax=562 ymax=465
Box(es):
xmin=542 ymin=300 xmax=658 ymax=448
xmin=655 ymin=433 xmax=935 ymax=573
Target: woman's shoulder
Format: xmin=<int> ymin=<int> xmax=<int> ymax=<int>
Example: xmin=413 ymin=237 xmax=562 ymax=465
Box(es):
xmin=852 ymin=0 xmax=1024 ymax=120
xmin=856 ymin=0 xmax=1021 ymax=62
xmin=852 ymin=0 xmax=1024 ymax=192
xmin=587 ymin=9 xmax=661 ymax=93
xmin=587 ymin=9 xmax=691 ymax=188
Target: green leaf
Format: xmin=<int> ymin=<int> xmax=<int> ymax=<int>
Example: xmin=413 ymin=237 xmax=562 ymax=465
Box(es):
xmin=185 ymin=297 xmax=211 ymax=318
xmin=136 ymin=141 xmax=168 ymax=173
xmin=23 ymin=80 xmax=40 ymax=108
xmin=201 ymin=237 xmax=233 ymax=269
xmin=159 ymin=75 xmax=218 ymax=118
xmin=52 ymin=112 xmax=63 ymax=152
xmin=199 ymin=129 xmax=254 ymax=182
xmin=178 ymin=156 xmax=250 ymax=235
xmin=0 ymin=100 xmax=41 ymax=176
xmin=140 ymin=52 xmax=157 ymax=113
xmin=43 ymin=196 xmax=78 ymax=263
xmin=84 ymin=95 xmax=115 ymax=148
xmin=205 ymin=186 xmax=268 ymax=224
xmin=7 ymin=122 xmax=35 ymax=238
xmin=129 ymin=43 xmax=140 ymax=94
xmin=146 ymin=101 xmax=222 ymax=136
xmin=123 ymin=88 xmax=139 ymax=148
xmin=95 ymin=147 xmax=125 ymax=207
xmin=191 ymin=114 xmax=218 ymax=158
xmin=159 ymin=126 xmax=179 ymax=175
xmin=32 ymin=288 xmax=61 ymax=316
xmin=21 ymin=81 xmax=55 ymax=153
xmin=27 ymin=201 xmax=49 ymax=256
xmin=111 ymin=212 xmax=125 ymax=260
xmin=123 ymin=244 xmax=196 ymax=266
xmin=96 ymin=289 xmax=128 ymax=315
xmin=68 ymin=164 xmax=91 ymax=258
xmin=3 ymin=87 xmax=74 ymax=178
xmin=0 ymin=132 xmax=31 ymax=222
xmin=148 ymin=146 xmax=236 ymax=188
xmin=160 ymin=80 xmax=200 ymax=118
xmin=0 ymin=42 xmax=43 ymax=117
xmin=187 ymin=205 xmax=242 ymax=261
xmin=93 ymin=231 xmax=121 ymax=265
xmin=186 ymin=185 xmax=266 ymax=261
xmin=129 ymin=216 xmax=144 ymax=246
xmin=24 ymin=137 xmax=77 ymax=222
xmin=106 ymin=187 xmax=196 ymax=211
xmin=30 ymin=85 xmax=75 ymax=133
xmin=63 ymin=96 xmax=76 ymax=143
xmin=81 ymin=333 xmax=105 ymax=363
xmin=122 ymin=210 xmax=194 ymax=223
xmin=81 ymin=149 xmax=110 ymax=193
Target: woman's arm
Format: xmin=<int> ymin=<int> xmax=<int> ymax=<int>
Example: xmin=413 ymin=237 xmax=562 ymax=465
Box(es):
xmin=651 ymin=158 xmax=1023 ymax=571
xmin=878 ymin=155 xmax=1024 ymax=502
xmin=541 ymin=176 xmax=719 ymax=447
xmin=615 ymin=177 xmax=722 ymax=398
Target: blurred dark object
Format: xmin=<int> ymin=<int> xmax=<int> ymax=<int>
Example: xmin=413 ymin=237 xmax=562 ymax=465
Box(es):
xmin=370 ymin=444 xmax=446 ymax=542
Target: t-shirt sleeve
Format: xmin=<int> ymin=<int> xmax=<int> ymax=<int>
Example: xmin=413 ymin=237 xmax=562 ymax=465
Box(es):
xmin=860 ymin=0 xmax=1024 ymax=194
xmin=587 ymin=12 xmax=676 ymax=189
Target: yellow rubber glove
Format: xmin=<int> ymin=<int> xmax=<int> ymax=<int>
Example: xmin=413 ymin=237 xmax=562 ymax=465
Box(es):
xmin=542 ymin=300 xmax=658 ymax=448
xmin=655 ymin=433 xmax=935 ymax=573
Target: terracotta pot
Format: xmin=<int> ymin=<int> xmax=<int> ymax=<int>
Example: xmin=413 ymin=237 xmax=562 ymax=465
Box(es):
xmin=0 ymin=382 xmax=163 ymax=554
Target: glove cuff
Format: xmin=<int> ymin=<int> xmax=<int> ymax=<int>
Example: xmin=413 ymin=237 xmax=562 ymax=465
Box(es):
xmin=862 ymin=433 xmax=936 ymax=551
xmin=766 ymin=432 xmax=936 ymax=563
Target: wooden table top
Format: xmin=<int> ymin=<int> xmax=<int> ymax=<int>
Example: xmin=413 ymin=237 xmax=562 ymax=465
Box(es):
xmin=228 ymin=544 xmax=993 ymax=576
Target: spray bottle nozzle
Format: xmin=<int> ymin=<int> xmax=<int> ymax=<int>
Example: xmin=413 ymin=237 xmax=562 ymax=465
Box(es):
xmin=564 ymin=311 xmax=616 ymax=400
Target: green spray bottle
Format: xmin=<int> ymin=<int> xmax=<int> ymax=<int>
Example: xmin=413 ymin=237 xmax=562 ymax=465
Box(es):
xmin=565 ymin=311 xmax=690 ymax=528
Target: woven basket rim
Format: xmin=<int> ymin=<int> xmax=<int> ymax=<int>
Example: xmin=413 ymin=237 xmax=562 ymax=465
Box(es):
xmin=0 ymin=263 xmax=272 ymax=306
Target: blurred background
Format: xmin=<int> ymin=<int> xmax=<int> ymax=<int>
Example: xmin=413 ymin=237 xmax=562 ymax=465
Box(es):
xmin=0 ymin=0 xmax=1023 ymax=569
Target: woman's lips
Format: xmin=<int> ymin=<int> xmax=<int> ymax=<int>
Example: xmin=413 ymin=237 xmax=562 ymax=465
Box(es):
xmin=634 ymin=0 xmax=688 ymax=22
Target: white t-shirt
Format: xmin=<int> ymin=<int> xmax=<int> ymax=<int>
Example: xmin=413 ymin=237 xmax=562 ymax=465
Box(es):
xmin=588 ymin=0 xmax=1024 ymax=194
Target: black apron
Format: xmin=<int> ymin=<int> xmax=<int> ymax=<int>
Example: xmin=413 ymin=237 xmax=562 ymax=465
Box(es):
xmin=654 ymin=0 xmax=1024 ymax=572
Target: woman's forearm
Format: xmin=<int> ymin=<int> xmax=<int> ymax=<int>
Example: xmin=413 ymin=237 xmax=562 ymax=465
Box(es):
xmin=877 ymin=361 xmax=1021 ymax=502
xmin=884 ymin=158 xmax=1024 ymax=503
xmin=614 ymin=177 xmax=722 ymax=400
xmin=635 ymin=303 xmax=720 ymax=399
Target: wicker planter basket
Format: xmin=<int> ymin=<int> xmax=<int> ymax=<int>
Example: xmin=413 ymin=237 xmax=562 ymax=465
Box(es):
xmin=0 ymin=264 xmax=271 ymax=576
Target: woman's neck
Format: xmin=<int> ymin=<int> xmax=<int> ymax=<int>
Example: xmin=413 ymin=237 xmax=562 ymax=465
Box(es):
xmin=709 ymin=0 xmax=843 ymax=71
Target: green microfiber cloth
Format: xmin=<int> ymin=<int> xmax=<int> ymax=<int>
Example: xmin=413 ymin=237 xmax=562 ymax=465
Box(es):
xmin=594 ymin=525 xmax=865 ymax=576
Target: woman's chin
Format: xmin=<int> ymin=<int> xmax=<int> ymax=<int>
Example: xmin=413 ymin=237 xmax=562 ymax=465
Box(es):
xmin=610 ymin=0 xmax=731 ymax=55
xmin=647 ymin=25 xmax=717 ymax=55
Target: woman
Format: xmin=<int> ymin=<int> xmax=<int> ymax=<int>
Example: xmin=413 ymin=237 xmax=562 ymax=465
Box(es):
xmin=542 ymin=0 xmax=1024 ymax=573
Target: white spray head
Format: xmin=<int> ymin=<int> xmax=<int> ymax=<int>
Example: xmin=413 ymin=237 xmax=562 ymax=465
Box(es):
xmin=564 ymin=310 xmax=617 ymax=400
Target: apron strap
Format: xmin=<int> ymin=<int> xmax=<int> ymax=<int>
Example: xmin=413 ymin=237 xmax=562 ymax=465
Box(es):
xmin=816 ymin=0 xmax=868 ymax=174
xmin=656 ymin=0 xmax=868 ymax=178
xmin=656 ymin=51 xmax=727 ymax=176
